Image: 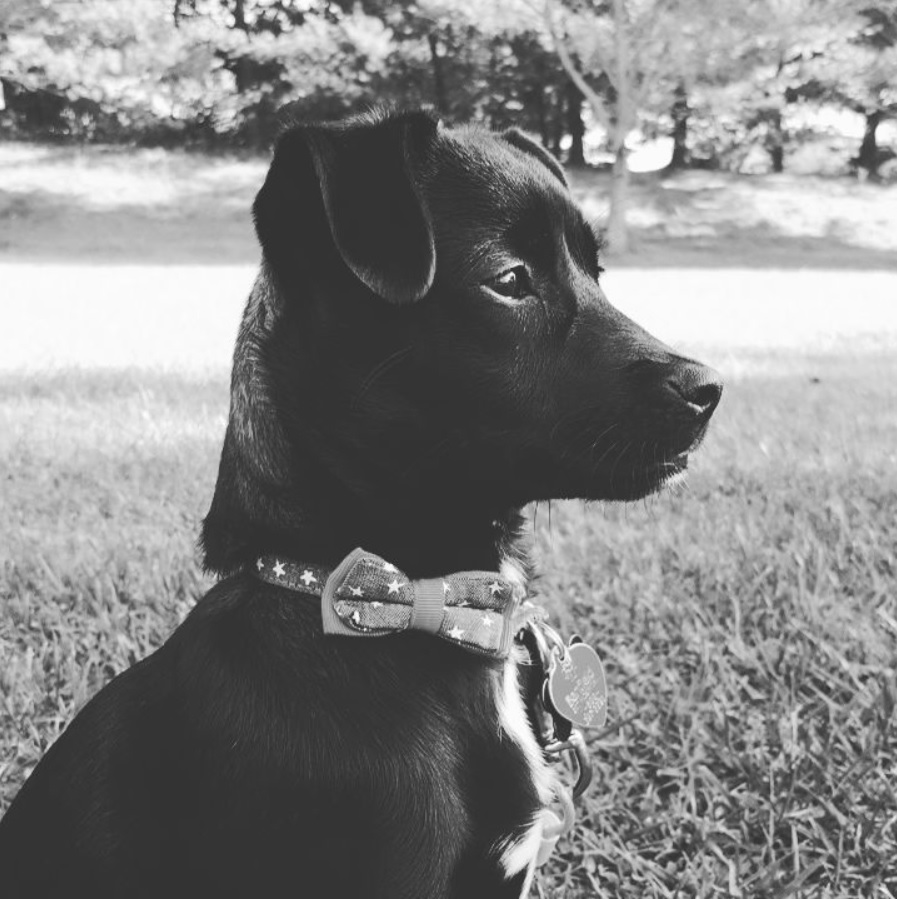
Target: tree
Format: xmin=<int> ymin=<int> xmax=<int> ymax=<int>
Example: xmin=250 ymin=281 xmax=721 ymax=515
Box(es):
xmin=541 ymin=0 xmax=637 ymax=251
xmin=1 ymin=0 xmax=230 ymax=139
xmin=699 ymin=0 xmax=875 ymax=175
xmin=798 ymin=2 xmax=897 ymax=179
xmin=540 ymin=0 xmax=721 ymax=250
xmin=565 ymin=79 xmax=586 ymax=165
xmin=538 ymin=0 xmax=765 ymax=247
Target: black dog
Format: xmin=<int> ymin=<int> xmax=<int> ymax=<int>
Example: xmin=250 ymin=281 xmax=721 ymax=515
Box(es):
xmin=0 ymin=109 xmax=721 ymax=898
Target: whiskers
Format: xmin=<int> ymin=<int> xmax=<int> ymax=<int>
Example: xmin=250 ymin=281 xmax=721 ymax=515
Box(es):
xmin=532 ymin=500 xmax=556 ymax=545
xmin=663 ymin=467 xmax=691 ymax=497
xmin=550 ymin=409 xmax=623 ymax=474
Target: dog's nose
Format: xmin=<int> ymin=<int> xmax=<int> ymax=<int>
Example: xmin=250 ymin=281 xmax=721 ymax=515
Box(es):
xmin=666 ymin=364 xmax=723 ymax=420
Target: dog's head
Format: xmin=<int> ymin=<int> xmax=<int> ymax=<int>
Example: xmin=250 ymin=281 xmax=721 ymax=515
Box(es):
xmin=204 ymin=109 xmax=721 ymax=571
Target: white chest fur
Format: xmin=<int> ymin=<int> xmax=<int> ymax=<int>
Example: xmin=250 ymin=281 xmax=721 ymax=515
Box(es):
xmin=491 ymin=559 xmax=557 ymax=894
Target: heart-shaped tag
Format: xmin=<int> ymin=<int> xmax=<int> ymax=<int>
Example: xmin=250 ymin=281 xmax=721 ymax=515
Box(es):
xmin=546 ymin=642 xmax=608 ymax=730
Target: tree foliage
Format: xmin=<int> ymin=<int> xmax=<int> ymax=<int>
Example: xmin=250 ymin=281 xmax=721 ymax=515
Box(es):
xmin=0 ymin=0 xmax=893 ymax=185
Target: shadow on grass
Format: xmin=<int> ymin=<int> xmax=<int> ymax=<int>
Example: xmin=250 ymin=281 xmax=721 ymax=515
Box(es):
xmin=2 ymin=161 xmax=897 ymax=269
xmin=570 ymin=168 xmax=897 ymax=271
xmin=0 ymin=187 xmax=258 ymax=265
xmin=612 ymin=227 xmax=897 ymax=270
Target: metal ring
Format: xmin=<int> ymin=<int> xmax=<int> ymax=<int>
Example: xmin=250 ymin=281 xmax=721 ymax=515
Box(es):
xmin=544 ymin=730 xmax=593 ymax=800
xmin=524 ymin=621 xmax=555 ymax=671
xmin=539 ymin=621 xmax=568 ymax=660
xmin=568 ymin=730 xmax=593 ymax=799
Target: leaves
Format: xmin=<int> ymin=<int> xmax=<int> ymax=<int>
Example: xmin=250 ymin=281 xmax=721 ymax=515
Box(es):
xmin=1 ymin=0 xmax=894 ymax=166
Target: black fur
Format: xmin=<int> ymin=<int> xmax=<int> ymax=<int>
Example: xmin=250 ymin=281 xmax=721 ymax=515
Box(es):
xmin=0 ymin=109 xmax=721 ymax=898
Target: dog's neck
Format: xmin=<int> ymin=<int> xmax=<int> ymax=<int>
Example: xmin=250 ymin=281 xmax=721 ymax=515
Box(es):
xmin=203 ymin=429 xmax=529 ymax=579
xmin=202 ymin=272 xmax=531 ymax=581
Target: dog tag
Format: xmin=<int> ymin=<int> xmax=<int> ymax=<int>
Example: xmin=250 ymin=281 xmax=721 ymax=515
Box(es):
xmin=546 ymin=641 xmax=608 ymax=730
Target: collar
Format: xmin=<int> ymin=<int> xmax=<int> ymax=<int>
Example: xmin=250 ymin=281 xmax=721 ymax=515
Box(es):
xmin=253 ymin=548 xmax=529 ymax=660
xmin=249 ymin=547 xmax=599 ymax=856
xmin=251 ymin=549 xmax=604 ymax=758
xmin=254 ymin=555 xmax=330 ymax=597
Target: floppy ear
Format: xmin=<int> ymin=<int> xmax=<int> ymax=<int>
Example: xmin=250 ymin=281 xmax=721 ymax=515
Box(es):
xmin=253 ymin=111 xmax=438 ymax=304
xmin=502 ymin=128 xmax=568 ymax=188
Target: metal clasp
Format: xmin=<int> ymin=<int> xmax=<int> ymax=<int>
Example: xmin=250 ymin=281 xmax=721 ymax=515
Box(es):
xmin=544 ymin=729 xmax=592 ymax=799
xmin=524 ymin=618 xmax=567 ymax=670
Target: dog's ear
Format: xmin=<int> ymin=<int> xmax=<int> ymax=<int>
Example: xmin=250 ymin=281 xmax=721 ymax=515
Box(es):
xmin=254 ymin=111 xmax=438 ymax=304
xmin=501 ymin=129 xmax=568 ymax=188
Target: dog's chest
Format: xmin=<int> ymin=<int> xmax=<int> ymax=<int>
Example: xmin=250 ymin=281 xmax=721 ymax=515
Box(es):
xmin=495 ymin=560 xmax=554 ymax=807
xmin=488 ymin=559 xmax=556 ymax=889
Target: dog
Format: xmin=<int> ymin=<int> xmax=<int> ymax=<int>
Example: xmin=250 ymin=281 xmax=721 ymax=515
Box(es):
xmin=0 ymin=109 xmax=721 ymax=898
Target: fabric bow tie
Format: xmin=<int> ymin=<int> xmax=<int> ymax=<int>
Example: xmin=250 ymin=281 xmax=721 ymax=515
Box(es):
xmin=253 ymin=548 xmax=523 ymax=659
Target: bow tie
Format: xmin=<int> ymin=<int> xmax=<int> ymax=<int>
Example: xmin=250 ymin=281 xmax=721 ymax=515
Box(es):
xmin=253 ymin=548 xmax=524 ymax=659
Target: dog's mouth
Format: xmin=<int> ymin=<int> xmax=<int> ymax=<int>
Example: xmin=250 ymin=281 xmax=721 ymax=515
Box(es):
xmin=602 ymin=440 xmax=701 ymax=501
xmin=641 ymin=450 xmax=689 ymax=492
xmin=562 ymin=447 xmax=690 ymax=503
xmin=663 ymin=452 xmax=694 ymax=487
xmin=545 ymin=412 xmax=713 ymax=503
xmin=659 ymin=450 xmax=689 ymax=475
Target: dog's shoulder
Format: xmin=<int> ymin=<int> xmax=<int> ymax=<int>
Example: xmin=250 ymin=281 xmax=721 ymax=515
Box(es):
xmin=174 ymin=575 xmax=506 ymax=744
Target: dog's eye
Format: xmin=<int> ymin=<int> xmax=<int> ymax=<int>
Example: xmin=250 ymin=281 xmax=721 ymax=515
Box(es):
xmin=487 ymin=266 xmax=532 ymax=301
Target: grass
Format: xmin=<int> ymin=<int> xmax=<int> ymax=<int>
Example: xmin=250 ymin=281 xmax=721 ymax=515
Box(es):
xmin=2 ymin=142 xmax=897 ymax=268
xmin=531 ymin=350 xmax=897 ymax=897
xmin=2 ymin=351 xmax=894 ymax=898
xmin=1 ymin=143 xmax=896 ymax=896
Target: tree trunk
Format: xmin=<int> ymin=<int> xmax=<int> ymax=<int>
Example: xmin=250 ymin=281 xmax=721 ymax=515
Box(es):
xmin=550 ymin=119 xmax=563 ymax=158
xmin=544 ymin=0 xmax=633 ymax=251
xmin=549 ymin=88 xmax=564 ymax=157
xmin=565 ymin=81 xmax=585 ymax=167
xmin=670 ymin=81 xmax=689 ymax=170
xmin=607 ymin=0 xmax=632 ymax=253
xmin=767 ymin=109 xmax=784 ymax=173
xmin=233 ymin=0 xmax=246 ymax=30
xmin=230 ymin=0 xmax=250 ymax=94
xmin=607 ymin=141 xmax=630 ymax=254
xmin=534 ymin=84 xmax=548 ymax=149
xmin=535 ymin=89 xmax=548 ymax=149
xmin=427 ymin=34 xmax=448 ymax=116
xmin=858 ymin=110 xmax=882 ymax=181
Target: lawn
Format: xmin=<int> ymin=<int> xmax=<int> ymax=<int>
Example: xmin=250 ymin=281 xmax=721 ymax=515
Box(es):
xmin=2 ymin=142 xmax=896 ymax=268
xmin=1 ymin=145 xmax=896 ymax=897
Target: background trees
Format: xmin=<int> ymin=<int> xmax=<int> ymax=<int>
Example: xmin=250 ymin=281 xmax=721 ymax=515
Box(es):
xmin=797 ymin=1 xmax=897 ymax=179
xmin=1 ymin=0 xmax=894 ymax=243
xmin=539 ymin=0 xmax=739 ymax=249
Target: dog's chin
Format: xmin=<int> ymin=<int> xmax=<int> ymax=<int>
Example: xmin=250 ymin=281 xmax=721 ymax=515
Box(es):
xmin=649 ymin=452 xmax=690 ymax=492
xmin=614 ymin=452 xmax=689 ymax=501
xmin=554 ymin=451 xmax=691 ymax=503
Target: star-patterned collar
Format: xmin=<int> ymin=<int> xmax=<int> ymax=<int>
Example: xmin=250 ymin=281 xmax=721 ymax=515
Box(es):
xmin=255 ymin=556 xmax=330 ymax=596
xmin=251 ymin=549 xmax=526 ymax=659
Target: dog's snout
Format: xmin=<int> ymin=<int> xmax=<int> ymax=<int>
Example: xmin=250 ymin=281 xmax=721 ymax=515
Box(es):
xmin=666 ymin=365 xmax=723 ymax=420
